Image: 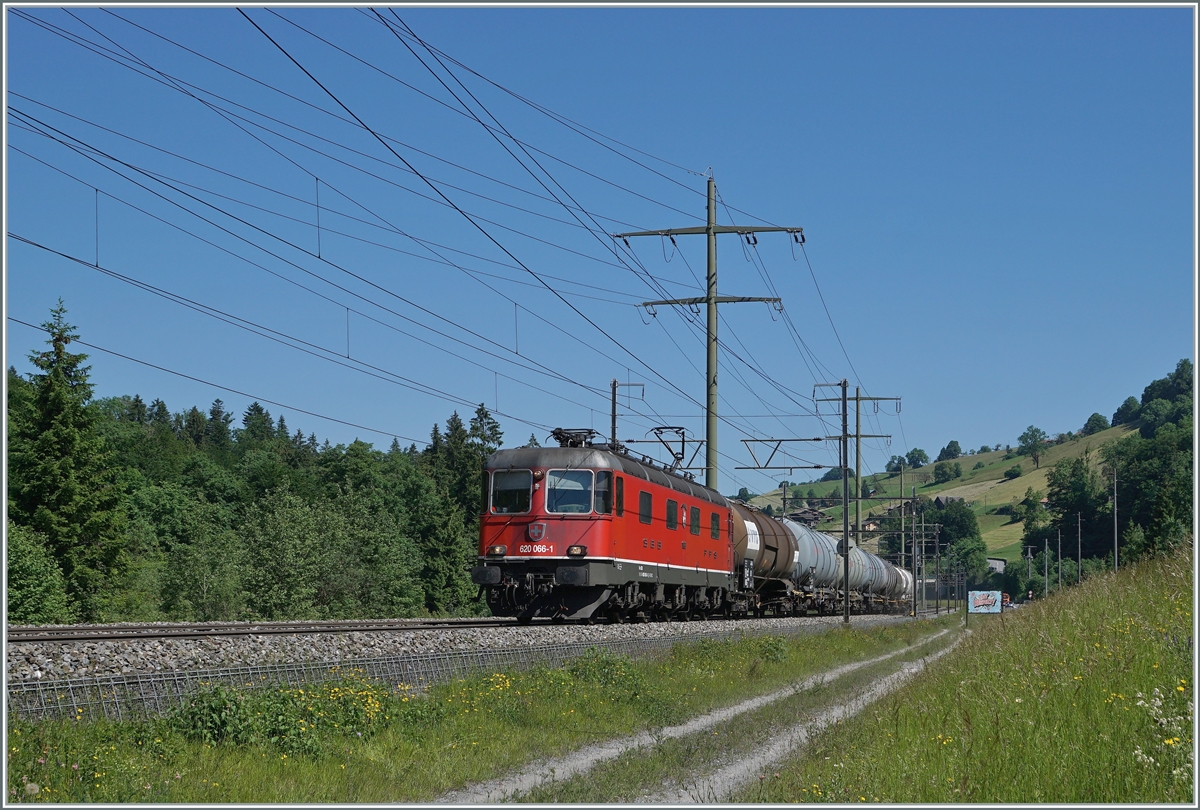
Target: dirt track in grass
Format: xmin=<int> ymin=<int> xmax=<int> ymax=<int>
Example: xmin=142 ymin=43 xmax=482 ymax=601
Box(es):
xmin=435 ymin=627 xmax=958 ymax=804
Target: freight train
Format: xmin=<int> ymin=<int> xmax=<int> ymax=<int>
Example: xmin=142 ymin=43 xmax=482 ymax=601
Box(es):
xmin=470 ymin=428 xmax=913 ymax=622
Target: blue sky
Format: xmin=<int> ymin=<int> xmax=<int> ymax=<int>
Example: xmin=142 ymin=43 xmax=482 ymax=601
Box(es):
xmin=4 ymin=6 xmax=1195 ymax=497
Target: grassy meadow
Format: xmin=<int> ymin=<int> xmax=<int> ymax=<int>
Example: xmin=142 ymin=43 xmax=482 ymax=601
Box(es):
xmin=5 ymin=618 xmax=950 ymax=803
xmin=743 ymin=541 xmax=1195 ymax=803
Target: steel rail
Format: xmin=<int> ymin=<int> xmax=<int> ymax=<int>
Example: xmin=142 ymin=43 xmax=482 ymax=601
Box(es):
xmin=9 ymin=603 xmax=940 ymax=644
xmin=7 ymin=617 xmax=521 ymax=644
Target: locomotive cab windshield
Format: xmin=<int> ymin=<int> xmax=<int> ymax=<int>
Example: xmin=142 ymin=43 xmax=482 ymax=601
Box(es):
xmin=545 ymin=469 xmax=614 ymax=514
xmin=490 ymin=469 xmax=532 ymax=514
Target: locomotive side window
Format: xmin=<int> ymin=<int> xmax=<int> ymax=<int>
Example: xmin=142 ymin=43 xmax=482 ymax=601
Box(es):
xmin=594 ymin=471 xmax=613 ymax=514
xmin=690 ymin=506 xmax=701 ymax=535
xmin=546 ymin=470 xmax=594 ymax=513
xmin=710 ymin=512 xmax=721 ymax=540
xmin=491 ymin=470 xmax=532 ymax=514
xmin=480 ymin=472 xmax=490 ymax=515
xmin=639 ymin=491 xmax=652 ymax=525
xmin=666 ymin=499 xmax=678 ymax=530
xmin=615 ymin=477 xmax=624 ymax=516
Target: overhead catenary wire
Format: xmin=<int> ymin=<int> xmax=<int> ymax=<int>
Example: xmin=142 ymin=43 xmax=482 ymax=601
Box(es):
xmin=9 ymin=15 xmax=715 ymax=417
xmin=7 ymin=7 xmax=854 ymax=487
xmin=235 ymin=9 xmax=727 ymax=439
xmin=10 ymin=109 xmax=718 ymax=465
xmin=16 ymin=6 xmax=767 ymax=452
xmin=85 ymin=7 xmax=704 ymax=230
xmin=8 ymin=231 xmax=566 ymax=435
xmin=9 ymin=108 xmax=637 ymax=406
xmin=377 ymin=17 xmax=824 ymax=461
xmin=9 ymin=115 xmax=646 ymax=306
xmin=8 ymin=316 xmax=428 ymax=445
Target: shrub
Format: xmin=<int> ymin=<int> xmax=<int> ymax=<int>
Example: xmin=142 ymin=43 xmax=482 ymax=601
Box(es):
xmin=1004 ymin=465 xmax=1023 ymax=480
xmin=6 ymin=521 xmax=75 ymax=624
xmin=973 ymin=461 xmax=985 ymax=470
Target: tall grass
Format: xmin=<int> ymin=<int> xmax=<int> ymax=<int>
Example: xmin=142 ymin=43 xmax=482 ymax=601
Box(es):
xmin=5 ymin=618 xmax=950 ymax=803
xmin=745 ymin=542 xmax=1194 ymax=803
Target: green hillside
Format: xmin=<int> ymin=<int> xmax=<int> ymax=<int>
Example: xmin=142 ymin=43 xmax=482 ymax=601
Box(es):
xmin=747 ymin=424 xmax=1136 ymax=552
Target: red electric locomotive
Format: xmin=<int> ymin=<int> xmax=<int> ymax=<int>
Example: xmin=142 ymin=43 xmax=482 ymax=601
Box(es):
xmin=471 ymin=429 xmax=737 ymax=622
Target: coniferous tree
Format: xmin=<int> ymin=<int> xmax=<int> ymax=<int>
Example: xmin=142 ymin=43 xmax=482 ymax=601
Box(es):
xmin=181 ymin=407 xmax=207 ymax=448
xmin=204 ymin=399 xmax=234 ymax=462
xmin=125 ymin=394 xmax=148 ymax=424
xmin=148 ymin=398 xmax=171 ymax=429
xmin=238 ymin=402 xmax=275 ymax=447
xmin=7 ymin=302 xmax=127 ymax=619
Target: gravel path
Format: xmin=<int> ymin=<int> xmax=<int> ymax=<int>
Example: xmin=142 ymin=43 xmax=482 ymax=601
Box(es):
xmin=435 ymin=628 xmax=953 ymax=804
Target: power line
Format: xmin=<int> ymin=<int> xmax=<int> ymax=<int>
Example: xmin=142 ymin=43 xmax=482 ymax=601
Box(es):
xmin=34 ymin=7 xmax=686 ymax=235
xmin=9 ymin=107 xmax=639 ymax=407
xmin=13 ymin=8 xmax=814 ymax=485
xmin=237 ymin=9 xmax=715 ymax=433
xmin=8 ymin=316 xmax=427 ymax=445
xmin=8 ymin=231 xmax=562 ymax=434
xmin=12 ymin=111 xmax=725 ymax=450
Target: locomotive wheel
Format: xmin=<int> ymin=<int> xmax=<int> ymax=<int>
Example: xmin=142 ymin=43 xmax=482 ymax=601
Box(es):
xmin=517 ymin=616 xmax=533 ymax=626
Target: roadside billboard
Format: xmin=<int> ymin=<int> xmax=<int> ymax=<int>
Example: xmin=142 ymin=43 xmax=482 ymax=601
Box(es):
xmin=968 ymin=590 xmax=1003 ymax=614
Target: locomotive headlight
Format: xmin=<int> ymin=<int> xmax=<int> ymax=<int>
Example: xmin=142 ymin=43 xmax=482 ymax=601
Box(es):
xmin=486 ymin=544 xmax=507 ymax=556
xmin=567 ymin=544 xmax=587 ymax=557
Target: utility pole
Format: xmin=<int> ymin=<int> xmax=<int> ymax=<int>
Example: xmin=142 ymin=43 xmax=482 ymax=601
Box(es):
xmin=841 ymin=380 xmax=850 ymax=623
xmin=1044 ymin=536 xmax=1049 ymax=598
xmin=1113 ymin=465 xmax=1119 ymax=573
xmin=1057 ymin=527 xmax=1062 ymax=590
xmin=1077 ymin=512 xmax=1082 ymax=584
xmin=911 ymin=486 xmax=917 ymax=617
xmin=899 ymin=461 xmax=905 ymax=571
xmin=921 ymin=511 xmax=931 ymax=612
xmin=856 ymin=388 xmax=861 ymax=552
xmin=614 ymin=177 xmax=801 ymax=491
xmin=811 ymin=384 xmax=896 ymax=624
xmin=934 ymin=524 xmax=941 ymax=615
xmin=852 ymin=387 xmax=899 ymax=555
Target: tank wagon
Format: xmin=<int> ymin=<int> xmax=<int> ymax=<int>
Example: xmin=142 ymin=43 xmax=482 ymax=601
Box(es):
xmin=470 ymin=429 xmax=912 ymax=622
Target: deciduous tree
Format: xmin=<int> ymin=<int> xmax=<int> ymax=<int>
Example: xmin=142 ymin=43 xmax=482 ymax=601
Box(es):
xmin=905 ymin=448 xmax=929 ymax=469
xmin=1018 ymin=425 xmax=1049 ymax=468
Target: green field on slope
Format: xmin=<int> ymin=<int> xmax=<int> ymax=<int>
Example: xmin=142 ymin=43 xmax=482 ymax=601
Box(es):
xmin=750 ymin=425 xmax=1137 ymax=556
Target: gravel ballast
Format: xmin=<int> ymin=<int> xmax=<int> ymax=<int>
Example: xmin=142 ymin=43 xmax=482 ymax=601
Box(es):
xmin=6 ymin=614 xmax=906 ymax=682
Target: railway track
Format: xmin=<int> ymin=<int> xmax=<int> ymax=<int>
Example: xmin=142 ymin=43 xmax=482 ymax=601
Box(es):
xmin=9 ymin=607 xmax=952 ymax=644
xmin=6 ymin=617 xmax=521 ymax=644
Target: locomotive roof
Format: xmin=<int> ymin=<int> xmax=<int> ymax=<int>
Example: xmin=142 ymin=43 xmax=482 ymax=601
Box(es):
xmin=486 ymin=445 xmax=729 ymax=507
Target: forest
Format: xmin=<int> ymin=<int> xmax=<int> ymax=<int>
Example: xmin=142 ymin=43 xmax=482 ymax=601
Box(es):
xmin=7 ymin=303 xmax=502 ymax=624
